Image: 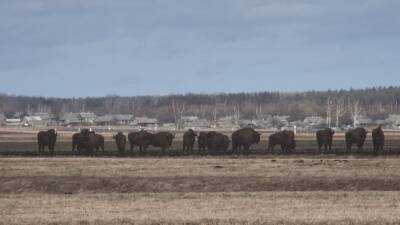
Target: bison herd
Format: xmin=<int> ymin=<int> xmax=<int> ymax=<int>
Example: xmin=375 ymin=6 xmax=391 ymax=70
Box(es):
xmin=37 ymin=126 xmax=387 ymax=155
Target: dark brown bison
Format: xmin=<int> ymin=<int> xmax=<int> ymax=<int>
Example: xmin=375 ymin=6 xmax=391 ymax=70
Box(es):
xmin=72 ymin=133 xmax=82 ymax=152
xmin=345 ymin=127 xmax=368 ymax=153
xmin=72 ymin=129 xmax=104 ymax=154
xmin=113 ymin=132 xmax=127 ymax=154
xmin=183 ymin=129 xmax=197 ymax=155
xmin=206 ymin=131 xmax=230 ymax=154
xmin=93 ymin=133 xmax=105 ymax=153
xmin=128 ymin=131 xmax=140 ymax=152
xmin=132 ymin=130 xmax=153 ymax=154
xmin=232 ymin=127 xmax=261 ymax=154
xmin=149 ymin=132 xmax=175 ymax=153
xmin=197 ymin=132 xmax=208 ymax=154
xmin=267 ymin=130 xmax=296 ymax=154
xmin=37 ymin=129 xmax=57 ymax=154
xmin=316 ymin=128 xmax=335 ymax=153
xmin=72 ymin=129 xmax=90 ymax=153
xmin=372 ymin=125 xmax=384 ymax=154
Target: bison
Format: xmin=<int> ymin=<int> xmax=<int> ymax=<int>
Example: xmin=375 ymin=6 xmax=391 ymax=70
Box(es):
xmin=316 ymin=128 xmax=335 ymax=154
xmin=72 ymin=132 xmax=83 ymax=153
xmin=267 ymin=130 xmax=296 ymax=154
xmin=37 ymin=129 xmax=57 ymax=154
xmin=206 ymin=131 xmax=230 ymax=154
xmin=149 ymin=132 xmax=175 ymax=153
xmin=372 ymin=125 xmax=385 ymax=154
xmin=132 ymin=130 xmax=153 ymax=154
xmin=128 ymin=131 xmax=140 ymax=152
xmin=232 ymin=127 xmax=261 ymax=154
xmin=345 ymin=127 xmax=368 ymax=154
xmin=183 ymin=129 xmax=197 ymax=155
xmin=113 ymin=132 xmax=127 ymax=154
xmin=72 ymin=129 xmax=104 ymax=154
xmin=197 ymin=132 xmax=209 ymax=155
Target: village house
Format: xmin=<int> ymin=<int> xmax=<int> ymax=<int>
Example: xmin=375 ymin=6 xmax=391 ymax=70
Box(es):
xmin=355 ymin=116 xmax=376 ymax=128
xmin=31 ymin=112 xmax=55 ymax=124
xmin=59 ymin=113 xmax=81 ymax=126
xmin=5 ymin=118 xmax=22 ymax=126
xmin=132 ymin=117 xmax=159 ymax=128
xmin=78 ymin=112 xmax=97 ymax=125
xmin=95 ymin=114 xmax=134 ymax=126
xmin=22 ymin=116 xmax=47 ymax=127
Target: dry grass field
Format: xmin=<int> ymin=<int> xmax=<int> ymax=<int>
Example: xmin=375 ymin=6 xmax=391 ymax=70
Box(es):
xmin=2 ymin=156 xmax=400 ymax=225
xmin=2 ymin=129 xmax=400 ymax=224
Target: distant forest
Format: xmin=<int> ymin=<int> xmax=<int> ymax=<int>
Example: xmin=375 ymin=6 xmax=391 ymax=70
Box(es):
xmin=1 ymin=86 xmax=400 ymax=125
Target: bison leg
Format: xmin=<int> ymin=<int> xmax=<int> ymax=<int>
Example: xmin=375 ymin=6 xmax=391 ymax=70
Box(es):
xmin=38 ymin=144 xmax=42 ymax=155
xmin=189 ymin=145 xmax=193 ymax=155
xmin=317 ymin=143 xmax=322 ymax=154
xmin=49 ymin=145 xmax=54 ymax=155
xmin=357 ymin=143 xmax=364 ymax=154
xmin=244 ymin=145 xmax=250 ymax=155
xmin=267 ymin=143 xmax=274 ymax=154
xmin=323 ymin=143 xmax=328 ymax=154
xmin=346 ymin=142 xmax=352 ymax=154
xmin=182 ymin=144 xmax=186 ymax=155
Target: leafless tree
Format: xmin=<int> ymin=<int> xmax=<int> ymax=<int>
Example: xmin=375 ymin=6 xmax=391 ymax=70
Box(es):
xmin=335 ymin=97 xmax=345 ymax=128
xmin=233 ymin=105 xmax=240 ymax=126
xmin=349 ymin=98 xmax=363 ymax=128
xmin=326 ymin=96 xmax=333 ymax=128
xmin=171 ymin=98 xmax=186 ymax=129
xmin=212 ymin=104 xmax=218 ymax=128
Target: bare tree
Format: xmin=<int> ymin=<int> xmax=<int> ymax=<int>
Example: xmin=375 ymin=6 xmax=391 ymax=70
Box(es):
xmin=255 ymin=104 xmax=263 ymax=119
xmin=349 ymin=98 xmax=363 ymax=128
xmin=233 ymin=105 xmax=240 ymax=126
xmin=326 ymin=96 xmax=333 ymax=128
xmin=171 ymin=98 xmax=186 ymax=129
xmin=212 ymin=104 xmax=218 ymax=128
xmin=335 ymin=97 xmax=345 ymax=128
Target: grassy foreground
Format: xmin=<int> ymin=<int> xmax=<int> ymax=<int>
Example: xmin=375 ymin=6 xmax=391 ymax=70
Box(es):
xmin=1 ymin=156 xmax=400 ymax=224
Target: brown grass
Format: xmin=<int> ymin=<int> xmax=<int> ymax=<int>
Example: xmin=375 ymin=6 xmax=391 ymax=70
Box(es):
xmin=1 ymin=192 xmax=400 ymax=225
xmin=1 ymin=157 xmax=400 ymax=224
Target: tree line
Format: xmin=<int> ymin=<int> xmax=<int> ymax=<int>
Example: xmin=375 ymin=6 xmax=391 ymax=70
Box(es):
xmin=1 ymin=86 xmax=400 ymax=126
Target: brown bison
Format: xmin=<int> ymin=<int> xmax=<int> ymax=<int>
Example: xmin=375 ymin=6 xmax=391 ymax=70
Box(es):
xmin=183 ymin=129 xmax=197 ymax=155
xmin=345 ymin=127 xmax=368 ymax=153
xmin=37 ymin=129 xmax=57 ymax=154
xmin=197 ymin=132 xmax=208 ymax=154
xmin=206 ymin=131 xmax=230 ymax=154
xmin=113 ymin=132 xmax=127 ymax=154
xmin=149 ymin=132 xmax=175 ymax=153
xmin=232 ymin=127 xmax=261 ymax=154
xmin=72 ymin=132 xmax=82 ymax=153
xmin=72 ymin=129 xmax=104 ymax=154
xmin=267 ymin=130 xmax=296 ymax=154
xmin=128 ymin=131 xmax=139 ymax=152
xmin=372 ymin=125 xmax=384 ymax=154
xmin=316 ymin=128 xmax=335 ymax=153
xmin=128 ymin=130 xmax=153 ymax=154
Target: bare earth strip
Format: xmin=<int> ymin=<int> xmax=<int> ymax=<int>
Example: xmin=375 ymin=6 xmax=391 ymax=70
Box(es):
xmin=1 ymin=157 xmax=400 ymax=224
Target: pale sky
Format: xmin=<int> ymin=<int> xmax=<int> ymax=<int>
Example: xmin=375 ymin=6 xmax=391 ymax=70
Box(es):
xmin=0 ymin=0 xmax=399 ymax=97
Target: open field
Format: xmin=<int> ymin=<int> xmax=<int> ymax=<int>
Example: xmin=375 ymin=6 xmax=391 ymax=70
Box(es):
xmin=2 ymin=129 xmax=400 ymax=224
xmin=2 ymin=157 xmax=400 ymax=224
